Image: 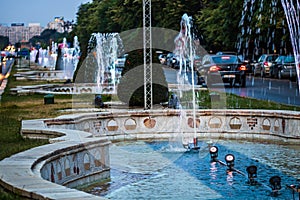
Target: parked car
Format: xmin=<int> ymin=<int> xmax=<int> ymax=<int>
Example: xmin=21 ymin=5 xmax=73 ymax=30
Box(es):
xmin=166 ymin=53 xmax=180 ymax=69
xmin=193 ymin=55 xmax=202 ymax=70
xmin=158 ymin=54 xmax=167 ymax=65
xmin=271 ymin=55 xmax=297 ymax=80
xmin=114 ymin=54 xmax=128 ymax=68
xmin=253 ymin=54 xmax=279 ymax=77
xmin=197 ymin=54 xmax=247 ymax=87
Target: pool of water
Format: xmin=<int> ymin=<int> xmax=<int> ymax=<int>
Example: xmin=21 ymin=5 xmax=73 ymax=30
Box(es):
xmin=82 ymin=139 xmax=300 ymax=200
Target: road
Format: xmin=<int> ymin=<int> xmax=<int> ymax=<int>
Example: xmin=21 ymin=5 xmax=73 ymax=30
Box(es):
xmin=225 ymin=75 xmax=300 ymax=106
xmin=163 ymin=66 xmax=300 ymax=107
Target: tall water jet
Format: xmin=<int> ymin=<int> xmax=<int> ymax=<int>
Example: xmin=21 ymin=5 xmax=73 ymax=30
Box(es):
xmin=174 ymin=13 xmax=199 ymax=150
xmin=88 ymin=33 xmax=123 ymax=94
xmin=72 ymin=36 xmax=81 ymax=76
xmin=281 ymin=0 xmax=300 ymax=91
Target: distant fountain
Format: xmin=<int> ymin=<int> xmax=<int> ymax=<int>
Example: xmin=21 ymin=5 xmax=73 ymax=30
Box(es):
xmin=55 ymin=37 xmax=81 ymax=80
xmin=50 ymin=41 xmax=58 ymax=69
xmin=87 ymin=33 xmax=123 ymax=93
xmin=73 ymin=36 xmax=81 ymax=75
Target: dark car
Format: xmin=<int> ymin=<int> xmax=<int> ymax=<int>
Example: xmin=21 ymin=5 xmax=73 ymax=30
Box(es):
xmin=271 ymin=55 xmax=297 ymax=80
xmin=197 ymin=54 xmax=247 ymax=87
xmin=253 ymin=54 xmax=279 ymax=77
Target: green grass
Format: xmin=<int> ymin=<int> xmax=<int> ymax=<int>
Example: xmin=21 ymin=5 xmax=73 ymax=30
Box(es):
xmin=173 ymin=89 xmax=300 ymax=111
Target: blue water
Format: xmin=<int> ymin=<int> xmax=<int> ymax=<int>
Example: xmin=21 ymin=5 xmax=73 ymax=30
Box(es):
xmin=83 ymin=140 xmax=300 ymax=200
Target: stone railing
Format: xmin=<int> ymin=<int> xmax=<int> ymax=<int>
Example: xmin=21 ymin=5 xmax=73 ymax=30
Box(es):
xmin=10 ymin=83 xmax=117 ymax=95
xmin=40 ymin=109 xmax=300 ymax=144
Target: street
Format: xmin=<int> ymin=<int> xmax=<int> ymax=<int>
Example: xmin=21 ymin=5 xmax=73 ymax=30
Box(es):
xmin=163 ymin=66 xmax=300 ymax=107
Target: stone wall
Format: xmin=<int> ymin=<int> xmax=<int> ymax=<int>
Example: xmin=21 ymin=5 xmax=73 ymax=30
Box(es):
xmin=0 ymin=126 xmax=109 ymax=199
xmin=42 ymin=109 xmax=300 ymax=144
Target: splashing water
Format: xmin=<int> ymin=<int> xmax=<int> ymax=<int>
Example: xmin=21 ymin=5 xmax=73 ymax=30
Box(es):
xmin=174 ymin=13 xmax=198 ymax=149
xmin=59 ymin=37 xmax=81 ymax=80
xmin=89 ymin=33 xmax=123 ymax=93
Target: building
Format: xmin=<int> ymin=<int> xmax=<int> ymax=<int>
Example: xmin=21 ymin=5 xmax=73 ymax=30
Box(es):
xmin=0 ymin=23 xmax=44 ymax=45
xmin=0 ymin=17 xmax=74 ymax=45
xmin=47 ymin=17 xmax=74 ymax=33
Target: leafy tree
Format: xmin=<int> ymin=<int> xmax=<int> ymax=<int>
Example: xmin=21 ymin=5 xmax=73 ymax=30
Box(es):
xmin=197 ymin=0 xmax=242 ymax=52
xmin=117 ymin=49 xmax=168 ymax=106
xmin=0 ymin=36 xmax=9 ymax=50
xmin=29 ymin=29 xmax=67 ymax=49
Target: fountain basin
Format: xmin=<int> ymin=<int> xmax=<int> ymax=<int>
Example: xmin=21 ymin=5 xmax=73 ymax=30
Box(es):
xmin=0 ymin=109 xmax=300 ymax=199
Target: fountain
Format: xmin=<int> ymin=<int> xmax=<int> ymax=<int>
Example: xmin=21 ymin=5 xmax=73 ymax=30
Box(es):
xmin=54 ymin=37 xmax=81 ymax=80
xmin=173 ymin=13 xmax=200 ymax=151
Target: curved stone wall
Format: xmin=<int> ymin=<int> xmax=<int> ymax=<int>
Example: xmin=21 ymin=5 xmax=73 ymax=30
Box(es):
xmin=0 ymin=128 xmax=109 ymax=200
xmin=40 ymin=109 xmax=300 ymax=143
xmin=1 ymin=109 xmax=300 ymax=200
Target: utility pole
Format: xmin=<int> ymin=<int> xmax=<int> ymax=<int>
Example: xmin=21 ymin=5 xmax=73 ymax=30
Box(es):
xmin=143 ymin=0 xmax=152 ymax=109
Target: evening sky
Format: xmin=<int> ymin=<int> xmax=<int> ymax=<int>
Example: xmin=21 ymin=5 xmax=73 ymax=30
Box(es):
xmin=0 ymin=0 xmax=91 ymax=27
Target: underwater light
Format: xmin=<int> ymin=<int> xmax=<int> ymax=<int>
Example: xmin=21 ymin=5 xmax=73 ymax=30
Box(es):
xmin=209 ymin=146 xmax=218 ymax=161
xmin=246 ymin=165 xmax=257 ymax=184
xmin=269 ymin=176 xmax=282 ymax=193
xmin=225 ymin=154 xmax=235 ymax=170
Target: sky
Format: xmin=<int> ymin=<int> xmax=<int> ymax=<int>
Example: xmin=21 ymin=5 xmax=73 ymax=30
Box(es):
xmin=0 ymin=0 xmax=92 ymax=27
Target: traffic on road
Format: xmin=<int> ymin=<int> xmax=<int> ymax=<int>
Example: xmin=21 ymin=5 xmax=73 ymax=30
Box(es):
xmin=159 ymin=51 xmax=300 ymax=107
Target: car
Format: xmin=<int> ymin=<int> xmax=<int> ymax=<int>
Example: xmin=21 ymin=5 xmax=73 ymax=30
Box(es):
xmin=271 ymin=55 xmax=297 ymax=80
xmin=197 ymin=54 xmax=247 ymax=87
xmin=114 ymin=54 xmax=128 ymax=68
xmin=253 ymin=54 xmax=279 ymax=77
xmin=216 ymin=51 xmax=251 ymax=73
xmin=158 ymin=54 xmax=167 ymax=65
xmin=166 ymin=53 xmax=180 ymax=69
xmin=193 ymin=55 xmax=202 ymax=70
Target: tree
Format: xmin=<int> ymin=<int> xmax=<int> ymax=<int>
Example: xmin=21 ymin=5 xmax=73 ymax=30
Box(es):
xmin=117 ymin=49 xmax=169 ymax=106
xmin=0 ymin=36 xmax=9 ymax=50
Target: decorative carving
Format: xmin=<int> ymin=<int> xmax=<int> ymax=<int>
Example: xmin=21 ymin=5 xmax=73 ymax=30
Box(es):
xmin=229 ymin=117 xmax=242 ymax=129
xmin=247 ymin=118 xmax=257 ymax=130
xmin=125 ymin=118 xmax=137 ymax=130
xmin=208 ymin=117 xmax=222 ymax=128
xmin=57 ymin=161 xmax=62 ymax=180
xmin=64 ymin=158 xmax=71 ymax=176
xmin=262 ymin=118 xmax=271 ymax=131
xmin=50 ymin=163 xmax=55 ymax=183
xmin=144 ymin=118 xmax=156 ymax=129
xmin=83 ymin=122 xmax=90 ymax=132
xmin=187 ymin=117 xmax=200 ymax=128
xmin=93 ymin=150 xmax=102 ymax=167
xmin=93 ymin=121 xmax=102 ymax=132
xmin=107 ymin=119 xmax=118 ymax=131
xmin=84 ymin=153 xmax=90 ymax=170
xmin=274 ymin=119 xmax=280 ymax=132
xmin=282 ymin=119 xmax=286 ymax=134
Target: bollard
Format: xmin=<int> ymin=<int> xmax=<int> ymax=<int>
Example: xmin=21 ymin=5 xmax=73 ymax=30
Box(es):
xmin=94 ymin=94 xmax=104 ymax=108
xmin=44 ymin=94 xmax=54 ymax=104
xmin=209 ymin=92 xmax=220 ymax=101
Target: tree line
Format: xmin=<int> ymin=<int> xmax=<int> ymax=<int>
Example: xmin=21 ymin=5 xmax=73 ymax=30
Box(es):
xmin=73 ymin=0 xmax=294 ymax=61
